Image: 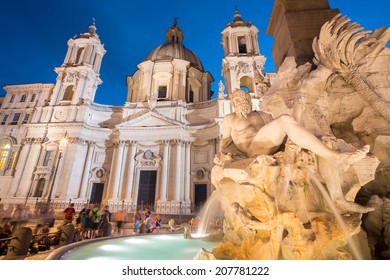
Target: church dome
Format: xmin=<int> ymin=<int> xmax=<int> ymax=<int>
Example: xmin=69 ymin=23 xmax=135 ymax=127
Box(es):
xmin=143 ymin=20 xmax=204 ymax=71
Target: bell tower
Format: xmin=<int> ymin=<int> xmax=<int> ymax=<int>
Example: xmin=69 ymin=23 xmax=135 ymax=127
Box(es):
xmin=50 ymin=21 xmax=106 ymax=106
xmin=221 ymin=9 xmax=266 ymax=96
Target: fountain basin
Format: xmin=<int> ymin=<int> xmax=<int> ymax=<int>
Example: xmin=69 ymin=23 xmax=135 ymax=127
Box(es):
xmin=47 ymin=233 xmax=219 ymax=260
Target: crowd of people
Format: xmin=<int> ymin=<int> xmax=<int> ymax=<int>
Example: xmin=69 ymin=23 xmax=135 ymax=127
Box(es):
xmin=131 ymin=207 xmax=163 ymax=234
xmin=67 ymin=204 xmax=166 ymax=240
xmin=0 ymin=202 xmax=221 ymax=257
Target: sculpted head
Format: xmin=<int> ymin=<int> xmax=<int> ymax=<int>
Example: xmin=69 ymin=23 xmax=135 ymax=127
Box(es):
xmin=229 ymin=89 xmax=252 ymax=118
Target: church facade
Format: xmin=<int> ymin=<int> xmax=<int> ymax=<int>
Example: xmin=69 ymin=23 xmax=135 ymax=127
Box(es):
xmin=0 ymin=11 xmax=272 ymax=214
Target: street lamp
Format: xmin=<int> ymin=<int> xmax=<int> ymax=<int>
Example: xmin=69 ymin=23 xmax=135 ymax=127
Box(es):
xmin=47 ymin=135 xmax=68 ymax=202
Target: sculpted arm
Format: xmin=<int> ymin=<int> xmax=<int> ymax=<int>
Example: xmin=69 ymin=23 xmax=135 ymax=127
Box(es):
xmin=220 ymin=116 xmax=244 ymax=156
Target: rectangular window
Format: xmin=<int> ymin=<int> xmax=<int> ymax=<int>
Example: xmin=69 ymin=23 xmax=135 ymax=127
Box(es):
xmin=34 ymin=179 xmax=45 ymax=197
xmin=188 ymin=89 xmax=194 ymax=103
xmin=9 ymin=95 xmax=15 ymax=103
xmin=30 ymin=94 xmax=36 ymax=102
xmin=158 ymin=86 xmax=167 ymax=99
xmin=1 ymin=115 xmax=8 ymax=125
xmin=20 ymin=95 xmax=26 ymax=102
xmin=22 ymin=114 xmax=30 ymax=124
xmin=42 ymin=151 xmax=52 ymax=166
xmin=6 ymin=151 xmax=16 ymax=171
xmin=10 ymin=113 xmax=20 ymax=125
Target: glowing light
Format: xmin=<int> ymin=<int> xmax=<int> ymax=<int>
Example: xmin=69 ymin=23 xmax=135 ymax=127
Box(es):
xmin=98 ymin=244 xmax=124 ymax=252
xmin=152 ymin=235 xmax=176 ymax=241
xmin=191 ymin=233 xmax=208 ymax=239
xmin=124 ymin=238 xmax=149 ymax=244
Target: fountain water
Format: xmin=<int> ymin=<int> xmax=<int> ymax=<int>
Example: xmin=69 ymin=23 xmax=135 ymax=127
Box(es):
xmin=49 ymin=234 xmax=219 ymax=260
xmin=196 ymin=190 xmax=226 ymax=237
xmin=306 ymin=170 xmax=364 ymax=260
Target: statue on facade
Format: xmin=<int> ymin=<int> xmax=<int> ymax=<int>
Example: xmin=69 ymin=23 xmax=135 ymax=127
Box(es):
xmin=218 ymin=80 xmax=225 ymax=100
xmin=254 ymin=71 xmax=270 ymax=98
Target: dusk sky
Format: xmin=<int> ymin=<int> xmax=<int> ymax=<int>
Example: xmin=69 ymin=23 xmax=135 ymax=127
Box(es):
xmin=0 ymin=0 xmax=388 ymax=105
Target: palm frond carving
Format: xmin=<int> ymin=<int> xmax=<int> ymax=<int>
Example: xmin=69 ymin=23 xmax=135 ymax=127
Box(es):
xmin=313 ymin=14 xmax=390 ymax=122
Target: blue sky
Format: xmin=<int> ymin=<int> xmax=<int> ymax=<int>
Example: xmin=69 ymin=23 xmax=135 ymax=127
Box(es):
xmin=0 ymin=0 xmax=388 ymax=105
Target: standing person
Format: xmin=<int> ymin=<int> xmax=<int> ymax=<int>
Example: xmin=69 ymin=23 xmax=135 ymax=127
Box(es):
xmin=80 ymin=204 xmax=93 ymax=239
xmin=155 ymin=215 xmax=162 ymax=233
xmin=76 ymin=203 xmax=88 ymax=227
xmin=138 ymin=215 xmax=146 ymax=234
xmin=144 ymin=207 xmax=151 ymax=220
xmin=78 ymin=212 xmax=89 ymax=240
xmin=133 ymin=209 xmax=141 ymax=234
xmin=145 ymin=214 xmax=154 ymax=233
xmin=63 ymin=203 xmax=75 ymax=225
xmin=89 ymin=204 xmax=102 ymax=238
xmin=114 ymin=209 xmax=125 ymax=236
xmin=97 ymin=211 xmax=110 ymax=237
xmin=102 ymin=205 xmax=112 ymax=222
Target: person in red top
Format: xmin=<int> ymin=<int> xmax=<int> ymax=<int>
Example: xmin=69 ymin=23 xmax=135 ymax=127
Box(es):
xmin=63 ymin=203 xmax=75 ymax=225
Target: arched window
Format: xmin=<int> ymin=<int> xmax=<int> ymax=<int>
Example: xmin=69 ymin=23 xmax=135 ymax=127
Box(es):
xmin=240 ymin=76 xmax=254 ymax=92
xmin=240 ymin=86 xmax=250 ymax=92
xmin=33 ymin=178 xmax=45 ymax=197
xmin=0 ymin=140 xmax=16 ymax=175
xmin=63 ymin=85 xmax=74 ymax=101
xmin=238 ymin=36 xmax=247 ymax=54
xmin=0 ymin=142 xmax=11 ymax=171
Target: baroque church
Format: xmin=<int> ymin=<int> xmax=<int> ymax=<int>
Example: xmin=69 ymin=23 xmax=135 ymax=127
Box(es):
xmin=0 ymin=11 xmax=273 ymax=214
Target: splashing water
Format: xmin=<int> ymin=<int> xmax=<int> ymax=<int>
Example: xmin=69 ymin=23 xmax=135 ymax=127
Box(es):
xmin=306 ymin=169 xmax=364 ymax=260
xmin=196 ymin=190 xmax=227 ymax=236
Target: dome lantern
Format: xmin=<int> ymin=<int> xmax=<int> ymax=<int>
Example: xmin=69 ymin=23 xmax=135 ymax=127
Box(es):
xmin=165 ymin=17 xmax=183 ymax=44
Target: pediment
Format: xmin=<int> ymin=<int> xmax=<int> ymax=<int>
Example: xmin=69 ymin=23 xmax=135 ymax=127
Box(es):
xmin=116 ymin=110 xmax=182 ymax=128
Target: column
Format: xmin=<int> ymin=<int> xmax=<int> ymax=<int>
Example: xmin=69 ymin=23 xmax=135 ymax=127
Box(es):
xmin=158 ymin=140 xmax=170 ymax=202
xmin=184 ymin=142 xmax=191 ymax=202
xmin=55 ymin=139 xmax=77 ymax=199
xmin=16 ymin=138 xmax=43 ymax=198
xmin=107 ymin=140 xmax=125 ymax=200
xmin=9 ymin=139 xmax=32 ymax=197
xmin=123 ymin=141 xmax=137 ymax=202
xmin=117 ymin=142 xmax=129 ymax=199
xmin=75 ymin=73 xmax=87 ymax=105
xmin=78 ymin=141 xmax=95 ymax=199
xmin=173 ymin=140 xmax=182 ymax=201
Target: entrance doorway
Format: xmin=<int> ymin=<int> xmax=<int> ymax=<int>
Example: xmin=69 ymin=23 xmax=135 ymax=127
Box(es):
xmin=194 ymin=184 xmax=207 ymax=211
xmin=137 ymin=170 xmax=157 ymax=210
xmin=90 ymin=183 xmax=104 ymax=206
